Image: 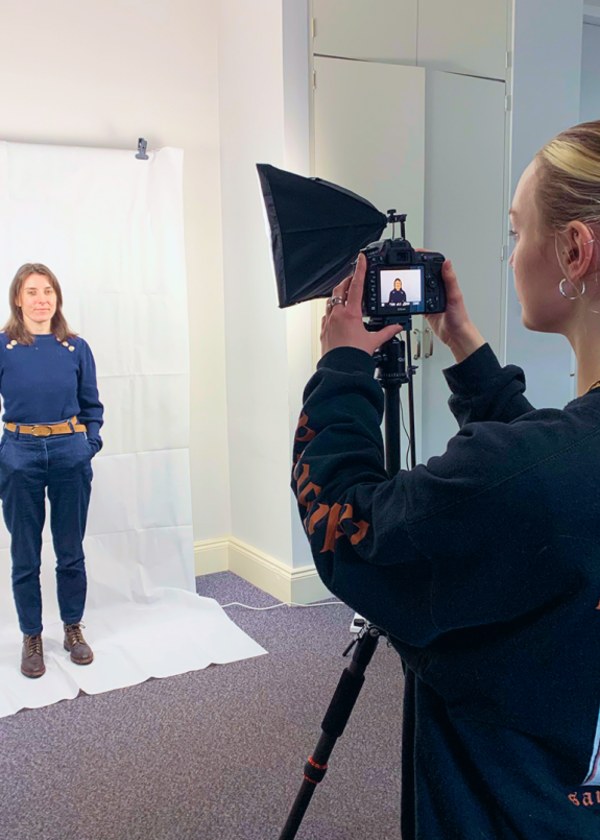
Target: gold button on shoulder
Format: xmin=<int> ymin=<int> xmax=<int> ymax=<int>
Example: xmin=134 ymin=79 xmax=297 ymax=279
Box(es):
xmin=6 ymin=344 xmax=13 ymax=350
xmin=62 ymin=341 xmax=69 ymax=347
xmin=10 ymin=340 xmax=17 ymax=346
xmin=68 ymin=346 xmax=75 ymax=352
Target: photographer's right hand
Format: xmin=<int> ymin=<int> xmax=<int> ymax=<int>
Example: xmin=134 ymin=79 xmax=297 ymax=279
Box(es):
xmin=425 ymin=259 xmax=486 ymax=364
xmin=321 ymin=254 xmax=403 ymax=357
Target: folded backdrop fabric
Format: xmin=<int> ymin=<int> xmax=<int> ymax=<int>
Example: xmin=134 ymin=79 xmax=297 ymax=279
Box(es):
xmin=0 ymin=140 xmax=265 ymax=717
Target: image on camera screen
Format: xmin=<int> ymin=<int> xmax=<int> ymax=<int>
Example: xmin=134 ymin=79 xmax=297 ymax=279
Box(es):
xmin=380 ymin=268 xmax=423 ymax=310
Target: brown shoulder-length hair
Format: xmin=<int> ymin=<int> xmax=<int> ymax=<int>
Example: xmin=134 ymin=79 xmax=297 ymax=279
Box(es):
xmin=3 ymin=263 xmax=76 ymax=345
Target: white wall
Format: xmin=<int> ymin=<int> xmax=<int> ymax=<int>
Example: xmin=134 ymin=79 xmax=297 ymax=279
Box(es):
xmin=283 ymin=0 xmax=315 ymax=571
xmin=0 ymin=0 xmax=230 ymax=542
xmin=217 ymin=0 xmax=313 ymax=570
xmin=581 ymin=22 xmax=600 ymax=121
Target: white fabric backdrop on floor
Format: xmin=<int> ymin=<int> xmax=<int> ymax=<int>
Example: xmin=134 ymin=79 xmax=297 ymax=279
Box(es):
xmin=0 ymin=141 xmax=265 ymax=717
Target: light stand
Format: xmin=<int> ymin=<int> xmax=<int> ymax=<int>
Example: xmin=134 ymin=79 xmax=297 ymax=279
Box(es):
xmin=278 ymin=323 xmax=416 ymax=840
xmin=376 ymin=328 xmax=416 ymax=473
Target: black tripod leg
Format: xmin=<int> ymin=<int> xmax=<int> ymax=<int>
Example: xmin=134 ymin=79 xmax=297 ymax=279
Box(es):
xmin=278 ymin=626 xmax=383 ymax=840
xmin=279 ymin=335 xmax=408 ymax=838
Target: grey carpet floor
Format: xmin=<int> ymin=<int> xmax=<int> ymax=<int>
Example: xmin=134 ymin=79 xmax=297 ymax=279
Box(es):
xmin=0 ymin=573 xmax=404 ymax=840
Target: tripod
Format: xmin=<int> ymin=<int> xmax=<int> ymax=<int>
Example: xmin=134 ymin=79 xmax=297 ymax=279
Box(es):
xmin=279 ymin=327 xmax=415 ymax=840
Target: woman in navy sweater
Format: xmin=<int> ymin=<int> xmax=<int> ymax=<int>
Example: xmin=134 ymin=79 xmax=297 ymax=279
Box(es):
xmin=0 ymin=263 xmax=103 ymax=678
xmin=293 ymin=121 xmax=600 ymax=837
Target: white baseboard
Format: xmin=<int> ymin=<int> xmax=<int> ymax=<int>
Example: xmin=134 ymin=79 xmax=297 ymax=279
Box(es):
xmin=194 ymin=537 xmax=331 ymax=605
xmin=194 ymin=538 xmax=229 ymax=574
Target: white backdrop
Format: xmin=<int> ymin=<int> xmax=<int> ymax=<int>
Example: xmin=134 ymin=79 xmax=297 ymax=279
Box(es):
xmin=0 ymin=141 xmax=264 ymax=717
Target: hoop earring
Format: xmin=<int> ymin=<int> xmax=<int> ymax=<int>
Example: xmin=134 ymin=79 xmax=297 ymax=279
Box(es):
xmin=559 ymin=277 xmax=586 ymax=300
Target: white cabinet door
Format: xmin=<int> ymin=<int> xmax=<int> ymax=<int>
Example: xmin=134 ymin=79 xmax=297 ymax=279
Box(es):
xmin=312 ymin=0 xmax=418 ymax=63
xmin=313 ymin=57 xmax=425 ymax=237
xmin=312 ymin=60 xmax=507 ymax=468
xmin=581 ymin=22 xmax=600 ymax=122
xmin=313 ymin=56 xmax=426 ymax=465
xmin=311 ymin=0 xmax=509 ymax=77
xmin=420 ymin=70 xmax=507 ymax=460
xmin=418 ymin=0 xmax=509 ymax=80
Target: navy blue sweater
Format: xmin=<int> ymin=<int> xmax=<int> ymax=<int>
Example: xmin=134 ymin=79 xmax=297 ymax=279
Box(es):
xmin=0 ymin=332 xmax=103 ymax=453
xmin=292 ymin=343 xmax=600 ymax=839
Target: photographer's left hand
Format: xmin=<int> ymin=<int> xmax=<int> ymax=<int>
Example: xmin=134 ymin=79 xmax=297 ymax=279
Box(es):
xmin=424 ymin=258 xmax=486 ymax=364
xmin=321 ymin=253 xmax=404 ymax=357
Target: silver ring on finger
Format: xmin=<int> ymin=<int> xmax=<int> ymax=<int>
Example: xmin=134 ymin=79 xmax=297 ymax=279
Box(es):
xmin=327 ymin=295 xmax=346 ymax=309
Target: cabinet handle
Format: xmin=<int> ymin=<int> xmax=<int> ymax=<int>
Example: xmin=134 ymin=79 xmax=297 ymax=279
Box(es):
xmin=412 ymin=329 xmax=421 ymax=360
xmin=424 ymin=327 xmax=434 ymax=359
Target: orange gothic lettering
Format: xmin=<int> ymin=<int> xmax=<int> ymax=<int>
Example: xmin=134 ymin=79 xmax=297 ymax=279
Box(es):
xmin=306 ymin=503 xmax=329 ymax=536
xmin=295 ymin=412 xmax=316 ymax=444
xmin=294 ymin=462 xmax=370 ymax=552
xmin=295 ymin=463 xmax=322 ymax=509
xmin=321 ymin=502 xmax=369 ymax=553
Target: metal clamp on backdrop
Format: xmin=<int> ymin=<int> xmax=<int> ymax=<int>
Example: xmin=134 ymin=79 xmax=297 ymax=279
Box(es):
xmin=135 ymin=138 xmax=149 ymax=160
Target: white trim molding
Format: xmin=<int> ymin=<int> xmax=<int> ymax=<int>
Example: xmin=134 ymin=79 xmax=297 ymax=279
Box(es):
xmin=584 ymin=3 xmax=600 ymax=24
xmin=195 ymin=537 xmax=229 ymax=575
xmin=194 ymin=537 xmax=331 ymax=604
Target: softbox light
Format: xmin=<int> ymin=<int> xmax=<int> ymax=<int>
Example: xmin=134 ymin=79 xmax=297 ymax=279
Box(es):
xmin=256 ymin=164 xmax=387 ymax=308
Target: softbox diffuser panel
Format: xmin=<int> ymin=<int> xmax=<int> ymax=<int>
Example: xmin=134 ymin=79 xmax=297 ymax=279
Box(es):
xmin=257 ymin=164 xmax=387 ymax=307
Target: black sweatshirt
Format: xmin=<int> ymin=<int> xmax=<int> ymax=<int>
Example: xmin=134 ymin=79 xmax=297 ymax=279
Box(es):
xmin=291 ymin=343 xmax=600 ymax=839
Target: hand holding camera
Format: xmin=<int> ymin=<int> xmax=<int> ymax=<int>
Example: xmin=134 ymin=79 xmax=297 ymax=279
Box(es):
xmin=322 ymin=252 xmax=485 ymax=363
xmin=424 ymin=259 xmax=485 ymax=364
xmin=321 ymin=254 xmax=405 ymax=357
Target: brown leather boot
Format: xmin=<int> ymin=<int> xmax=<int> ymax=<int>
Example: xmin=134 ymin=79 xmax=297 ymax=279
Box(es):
xmin=21 ymin=634 xmax=46 ymax=678
xmin=63 ymin=623 xmax=94 ymax=665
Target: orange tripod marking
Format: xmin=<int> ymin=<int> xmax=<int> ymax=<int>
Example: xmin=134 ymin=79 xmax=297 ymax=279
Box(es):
xmin=303 ymin=755 xmax=328 ymax=785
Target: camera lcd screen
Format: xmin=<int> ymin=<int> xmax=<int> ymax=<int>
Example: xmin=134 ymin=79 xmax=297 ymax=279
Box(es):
xmin=377 ymin=267 xmax=424 ymax=315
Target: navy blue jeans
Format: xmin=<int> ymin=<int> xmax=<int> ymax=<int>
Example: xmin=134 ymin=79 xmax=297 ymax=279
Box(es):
xmin=0 ymin=430 xmax=93 ymax=635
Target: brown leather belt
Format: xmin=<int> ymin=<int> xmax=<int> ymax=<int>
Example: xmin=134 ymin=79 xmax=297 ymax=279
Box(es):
xmin=4 ymin=416 xmax=87 ymax=437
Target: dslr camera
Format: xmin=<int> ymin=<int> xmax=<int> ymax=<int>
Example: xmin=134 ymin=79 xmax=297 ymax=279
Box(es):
xmin=362 ymin=212 xmax=446 ymax=325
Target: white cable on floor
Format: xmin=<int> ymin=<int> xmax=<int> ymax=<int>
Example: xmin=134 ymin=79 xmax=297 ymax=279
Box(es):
xmin=221 ymin=600 xmax=345 ymax=611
